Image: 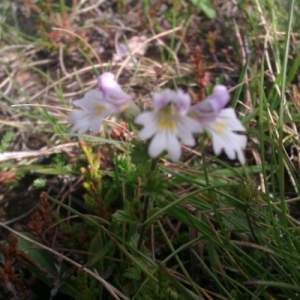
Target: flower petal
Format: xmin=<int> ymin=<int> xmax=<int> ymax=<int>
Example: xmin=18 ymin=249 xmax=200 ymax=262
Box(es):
xmin=135 ymin=111 xmax=156 ymax=126
xmin=152 ymin=89 xmax=173 ymax=111
xmin=236 ymin=141 xmax=247 ymax=164
xmin=68 ymin=74 xmax=138 ymax=135
xmin=174 ymin=89 xmax=191 ymax=115
xmin=138 ymin=126 xmax=157 ymax=140
xmin=68 ymin=110 xmax=93 ymax=134
xmin=190 ymin=85 xmax=230 ymax=122
xmin=98 ymin=72 xmax=121 ymax=95
xmin=135 ymin=112 xmax=158 ymax=139
xmin=68 ymin=103 xmax=111 ymax=135
xmin=176 ymin=116 xmax=202 ymax=146
xmin=73 ymin=90 xmax=104 ymax=109
xmin=90 ymin=116 xmax=104 ymax=134
xmin=98 ymin=72 xmax=138 ymax=109
xmin=177 ymin=131 xmax=196 ymax=147
xmin=203 ymin=109 xmax=247 ymax=164
xmin=166 ymin=130 xmax=182 ymax=161
xmin=152 ymin=88 xmax=191 ymax=114
xmin=136 ymin=88 xmax=212 ymax=161
xmin=177 ymin=115 xmax=203 ymax=134
xmin=148 ymin=129 xmax=181 ymax=161
xmin=210 ymin=85 xmax=230 ymax=112
xmin=106 ymin=89 xmax=131 ymax=106
xmin=148 ymin=130 xmax=168 ymax=158
xmin=123 ymin=100 xmax=140 ymax=115
xmin=217 ymin=108 xmax=246 ymax=131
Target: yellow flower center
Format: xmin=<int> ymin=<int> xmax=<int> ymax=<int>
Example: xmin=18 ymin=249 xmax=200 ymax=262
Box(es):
xmin=94 ymin=104 xmax=106 ymax=116
xmin=158 ymin=119 xmax=176 ymax=130
xmin=188 ymin=111 xmax=197 ymax=119
xmin=157 ymin=104 xmax=178 ymax=130
xmin=122 ymin=103 xmax=130 ymax=111
xmin=214 ymin=121 xmax=227 ymax=135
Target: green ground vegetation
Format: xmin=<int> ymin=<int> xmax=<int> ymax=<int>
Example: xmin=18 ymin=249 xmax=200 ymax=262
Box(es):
xmin=0 ymin=0 xmax=299 ymax=299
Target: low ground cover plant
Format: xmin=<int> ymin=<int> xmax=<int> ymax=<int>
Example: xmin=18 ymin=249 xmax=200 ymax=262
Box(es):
xmin=0 ymin=0 xmax=299 ymax=299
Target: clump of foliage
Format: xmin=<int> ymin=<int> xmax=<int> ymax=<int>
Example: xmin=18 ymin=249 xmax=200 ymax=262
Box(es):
xmin=0 ymin=0 xmax=299 ymax=299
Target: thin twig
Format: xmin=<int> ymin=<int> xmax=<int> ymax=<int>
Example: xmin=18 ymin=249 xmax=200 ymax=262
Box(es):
xmin=0 ymin=143 xmax=77 ymax=162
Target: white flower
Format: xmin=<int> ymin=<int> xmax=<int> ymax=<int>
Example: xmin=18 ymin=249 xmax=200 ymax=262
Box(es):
xmin=135 ymin=89 xmax=202 ymax=161
xmin=190 ymin=85 xmax=247 ymax=164
xmin=68 ymin=72 xmax=140 ymax=134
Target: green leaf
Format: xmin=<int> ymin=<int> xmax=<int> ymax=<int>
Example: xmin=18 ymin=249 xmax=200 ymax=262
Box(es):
xmin=112 ymin=210 xmax=139 ymax=224
xmin=124 ymin=267 xmax=141 ymax=280
xmin=190 ymin=0 xmax=216 ymax=18
xmin=17 ymin=232 xmax=81 ymax=297
xmin=87 ymin=233 xmax=115 ymax=269
xmin=19 ymin=165 xmax=73 ymax=175
xmin=33 ymin=178 xmax=47 ymax=188
xmin=147 ymin=207 xmax=163 ymax=223
xmin=156 ymin=262 xmax=198 ymax=300
xmin=130 ymin=142 xmax=150 ymax=164
xmin=0 ymin=131 xmax=14 ymax=151
xmin=244 ymin=281 xmax=300 ymax=292
xmin=128 ymin=233 xmax=140 ymax=249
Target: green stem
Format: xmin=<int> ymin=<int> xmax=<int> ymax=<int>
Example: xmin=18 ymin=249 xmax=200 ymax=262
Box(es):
xmin=137 ymin=158 xmax=158 ymax=250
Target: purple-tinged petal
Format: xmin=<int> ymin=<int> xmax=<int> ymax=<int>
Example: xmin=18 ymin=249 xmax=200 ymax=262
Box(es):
xmin=211 ymin=85 xmax=230 ymax=111
xmin=190 ymin=85 xmax=230 ymax=122
xmin=107 ymin=90 xmax=131 ymax=106
xmin=152 ymin=88 xmax=191 ymax=114
xmin=136 ymin=88 xmax=203 ymax=161
xmin=98 ymin=72 xmax=137 ymax=109
xmin=98 ymin=72 xmax=122 ymax=96
xmin=174 ymin=89 xmax=191 ymax=115
xmin=152 ymin=89 xmax=173 ymax=111
xmin=68 ymin=73 xmax=137 ymax=135
xmin=117 ymin=42 xmax=128 ymax=56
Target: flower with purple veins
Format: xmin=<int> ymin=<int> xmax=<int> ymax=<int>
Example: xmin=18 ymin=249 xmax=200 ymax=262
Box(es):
xmin=190 ymin=85 xmax=247 ymax=164
xmin=135 ymin=89 xmax=202 ymax=161
xmin=68 ymin=72 xmax=140 ymax=135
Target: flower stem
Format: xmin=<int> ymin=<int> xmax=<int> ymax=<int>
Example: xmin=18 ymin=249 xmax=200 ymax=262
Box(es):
xmin=137 ymin=196 xmax=150 ymax=251
xmin=137 ymin=158 xmax=158 ymax=250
